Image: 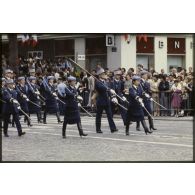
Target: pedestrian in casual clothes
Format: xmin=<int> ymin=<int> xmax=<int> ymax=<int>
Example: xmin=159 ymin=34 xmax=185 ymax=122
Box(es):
xmin=171 ymin=79 xmax=182 ymax=117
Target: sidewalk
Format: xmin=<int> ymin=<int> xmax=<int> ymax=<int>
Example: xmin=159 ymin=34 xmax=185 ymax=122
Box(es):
xmin=80 ymin=112 xmax=194 ymax=121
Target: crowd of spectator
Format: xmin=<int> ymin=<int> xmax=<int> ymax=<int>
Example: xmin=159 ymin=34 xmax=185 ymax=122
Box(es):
xmin=2 ymin=55 xmax=194 ymax=117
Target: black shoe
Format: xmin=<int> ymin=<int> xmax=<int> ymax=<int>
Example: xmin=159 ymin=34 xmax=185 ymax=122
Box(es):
xmin=43 ymin=121 xmax=47 ymax=124
xmin=126 ymin=131 xmax=129 ymax=136
xmin=96 ymin=130 xmax=103 ymax=133
xmin=145 ymin=129 xmax=152 ymax=135
xmin=136 ymin=127 xmax=141 ymax=131
xmin=150 ymin=127 xmax=157 ymax=130
xmin=58 ymin=120 xmax=63 ymax=124
xmin=28 ymin=123 xmax=33 ymax=127
xmin=79 ymin=132 xmax=88 ymax=137
xmin=4 ymin=134 xmax=9 ymax=137
xmin=18 ymin=132 xmax=26 ymax=136
xmin=63 ymin=135 xmax=66 ymax=139
xmin=111 ymin=129 xmax=118 ymax=133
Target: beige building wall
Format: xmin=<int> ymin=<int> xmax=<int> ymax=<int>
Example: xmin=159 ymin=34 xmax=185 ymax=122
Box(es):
xmin=121 ymin=35 xmax=137 ymax=72
xmin=154 ymin=35 xmax=168 ymax=73
xmin=185 ymin=35 xmax=193 ymax=71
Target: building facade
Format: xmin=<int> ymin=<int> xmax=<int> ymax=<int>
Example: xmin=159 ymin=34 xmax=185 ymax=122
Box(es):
xmin=2 ymin=34 xmax=194 ymax=73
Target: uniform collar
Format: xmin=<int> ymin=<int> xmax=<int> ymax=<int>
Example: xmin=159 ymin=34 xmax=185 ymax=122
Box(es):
xmin=100 ymin=79 xmax=105 ymax=83
xmin=133 ymin=85 xmax=138 ymax=89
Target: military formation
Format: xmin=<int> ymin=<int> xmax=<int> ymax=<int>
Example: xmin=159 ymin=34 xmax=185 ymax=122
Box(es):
xmin=1 ymin=59 xmax=164 ymax=139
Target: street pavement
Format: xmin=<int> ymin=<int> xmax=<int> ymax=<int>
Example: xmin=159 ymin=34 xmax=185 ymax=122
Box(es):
xmin=2 ymin=114 xmax=193 ymax=162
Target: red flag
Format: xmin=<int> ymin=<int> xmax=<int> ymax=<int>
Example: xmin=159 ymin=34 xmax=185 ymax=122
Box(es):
xmin=137 ymin=34 xmax=148 ymax=42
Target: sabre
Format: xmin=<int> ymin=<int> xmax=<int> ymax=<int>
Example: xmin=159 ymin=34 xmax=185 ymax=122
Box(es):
xmin=63 ymin=84 xmax=93 ymax=117
xmin=28 ymin=99 xmax=41 ymax=108
xmin=117 ymin=103 xmax=128 ymax=111
xmin=26 ymin=79 xmax=45 ymax=102
xmin=17 ymin=106 xmax=31 ymax=120
xmin=12 ymin=101 xmax=31 ymax=120
xmin=113 ymin=101 xmax=128 ymax=111
xmin=66 ymin=57 xmax=129 ymax=105
xmin=42 ymin=77 xmax=64 ymax=105
xmin=142 ymin=105 xmax=154 ymax=120
xmin=0 ymin=99 xmax=6 ymax=103
xmin=150 ymin=98 xmax=167 ymax=110
xmin=140 ymin=84 xmax=168 ymax=110
xmin=37 ymin=93 xmax=46 ymax=101
xmin=15 ymin=85 xmax=41 ymax=108
xmin=56 ymin=97 xmax=66 ymax=106
xmin=78 ymin=104 xmax=94 ymax=118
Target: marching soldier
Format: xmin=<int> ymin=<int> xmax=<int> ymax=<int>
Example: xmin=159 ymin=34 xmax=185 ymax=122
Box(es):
xmin=57 ymin=77 xmax=67 ymax=115
xmin=4 ymin=69 xmax=13 ymax=80
xmin=42 ymin=76 xmax=62 ymax=124
xmin=62 ymin=76 xmax=88 ymax=138
xmin=110 ymin=70 xmax=127 ymax=126
xmin=2 ymin=79 xmax=26 ymax=137
xmin=139 ymin=70 xmax=157 ymax=131
xmin=16 ymin=76 xmax=32 ymax=127
xmin=27 ymin=76 xmax=43 ymax=123
xmin=0 ymin=78 xmax=6 ymax=125
xmin=126 ymin=75 xmax=152 ymax=136
xmin=95 ymin=68 xmax=118 ymax=133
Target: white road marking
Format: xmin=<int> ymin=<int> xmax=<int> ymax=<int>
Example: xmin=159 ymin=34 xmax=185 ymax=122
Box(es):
xmin=8 ymin=126 xmax=193 ymax=140
xmin=18 ymin=131 xmax=193 ymax=148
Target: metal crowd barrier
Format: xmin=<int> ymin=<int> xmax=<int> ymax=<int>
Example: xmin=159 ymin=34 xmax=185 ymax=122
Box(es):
xmin=151 ymin=91 xmax=194 ymax=116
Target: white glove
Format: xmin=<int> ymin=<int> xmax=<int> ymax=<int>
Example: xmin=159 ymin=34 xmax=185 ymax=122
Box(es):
xmin=122 ymin=96 xmax=127 ymax=102
xmin=111 ymin=97 xmax=118 ymax=104
xmin=138 ymin=98 xmax=143 ymax=104
xmin=13 ymin=99 xmax=19 ymax=104
xmin=55 ymin=97 xmax=59 ymax=100
xmin=78 ymin=102 xmax=81 ymax=107
xmin=35 ymin=91 xmax=40 ymax=95
xmin=52 ymin=92 xmax=57 ymax=97
xmin=23 ymin=94 xmax=27 ymax=99
xmin=26 ymin=98 xmax=29 ymax=102
xmin=77 ymin=95 xmax=83 ymax=102
xmin=110 ymin=89 xmax=116 ymax=95
xmin=144 ymin=93 xmax=150 ymax=98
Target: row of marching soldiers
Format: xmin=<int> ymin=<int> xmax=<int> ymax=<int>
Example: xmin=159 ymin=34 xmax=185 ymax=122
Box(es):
xmin=1 ymin=67 xmax=157 ymax=138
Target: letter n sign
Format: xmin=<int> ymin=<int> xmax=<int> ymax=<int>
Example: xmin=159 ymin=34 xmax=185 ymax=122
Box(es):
xmin=168 ymin=38 xmax=185 ymax=54
xmin=175 ymin=41 xmax=180 ymax=49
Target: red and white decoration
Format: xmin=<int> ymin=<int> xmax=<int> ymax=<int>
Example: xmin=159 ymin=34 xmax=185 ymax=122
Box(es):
xmin=20 ymin=34 xmax=38 ymax=47
xmin=124 ymin=34 xmax=131 ymax=44
xmin=137 ymin=34 xmax=148 ymax=42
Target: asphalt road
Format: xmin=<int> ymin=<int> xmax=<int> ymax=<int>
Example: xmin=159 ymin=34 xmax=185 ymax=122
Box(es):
xmin=2 ymin=115 xmax=193 ymax=162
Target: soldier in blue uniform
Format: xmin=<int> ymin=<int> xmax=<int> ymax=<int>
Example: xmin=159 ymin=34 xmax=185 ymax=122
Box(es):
xmin=139 ymin=70 xmax=157 ymax=131
xmin=62 ymin=76 xmax=88 ymax=138
xmin=4 ymin=69 xmax=13 ymax=80
xmin=95 ymin=68 xmax=118 ymax=133
xmin=126 ymin=75 xmax=152 ymax=135
xmin=2 ymin=79 xmax=26 ymax=137
xmin=57 ymin=77 xmax=67 ymax=115
xmin=110 ymin=70 xmax=127 ymax=126
xmin=27 ymin=76 xmax=43 ymax=123
xmin=16 ymin=76 xmax=32 ymax=127
xmin=0 ymin=78 xmax=6 ymax=126
xmin=42 ymin=76 xmax=62 ymax=124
